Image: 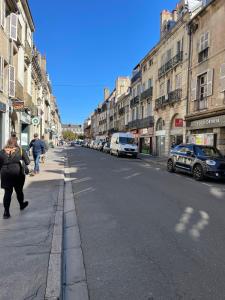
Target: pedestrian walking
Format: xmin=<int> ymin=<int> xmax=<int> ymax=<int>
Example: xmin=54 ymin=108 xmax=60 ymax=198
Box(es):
xmin=29 ymin=133 xmax=45 ymax=175
xmin=0 ymin=137 xmax=30 ymax=219
xmin=40 ymin=135 xmax=49 ymax=164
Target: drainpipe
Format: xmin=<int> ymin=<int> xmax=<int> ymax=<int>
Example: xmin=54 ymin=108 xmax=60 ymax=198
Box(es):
xmin=186 ymin=22 xmax=193 ymax=143
xmin=186 ymin=21 xmax=198 ymax=143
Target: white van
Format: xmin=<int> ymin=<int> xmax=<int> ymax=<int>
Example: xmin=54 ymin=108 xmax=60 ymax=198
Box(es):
xmin=110 ymin=132 xmax=138 ymax=158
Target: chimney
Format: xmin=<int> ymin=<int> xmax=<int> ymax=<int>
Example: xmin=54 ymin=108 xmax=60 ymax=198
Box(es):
xmin=160 ymin=9 xmax=173 ymax=37
xmin=104 ymin=88 xmax=110 ymax=100
xmin=172 ymin=9 xmax=178 ymax=22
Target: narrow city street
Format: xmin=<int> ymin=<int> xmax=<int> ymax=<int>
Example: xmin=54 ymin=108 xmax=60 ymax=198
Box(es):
xmin=67 ymin=146 xmax=225 ymax=300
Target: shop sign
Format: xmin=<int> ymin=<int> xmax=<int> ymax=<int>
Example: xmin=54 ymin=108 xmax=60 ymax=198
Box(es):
xmin=175 ymin=118 xmax=183 ymax=127
xmin=0 ymin=101 xmax=6 ymax=112
xmin=32 ymin=117 xmax=40 ymax=126
xmin=188 ymin=115 xmax=225 ymax=129
xmin=21 ymin=112 xmax=31 ymax=124
xmin=12 ymin=100 xmax=24 ymax=111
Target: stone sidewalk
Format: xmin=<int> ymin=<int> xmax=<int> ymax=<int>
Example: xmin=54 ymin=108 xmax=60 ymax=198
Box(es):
xmin=139 ymin=153 xmax=167 ymax=167
xmin=0 ymin=148 xmax=65 ymax=300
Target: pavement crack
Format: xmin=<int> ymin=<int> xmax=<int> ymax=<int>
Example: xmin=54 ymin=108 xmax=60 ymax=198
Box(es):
xmin=23 ymin=284 xmax=43 ymax=300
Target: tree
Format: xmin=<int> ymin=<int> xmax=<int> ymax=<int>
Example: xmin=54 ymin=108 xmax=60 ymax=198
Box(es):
xmin=78 ymin=134 xmax=85 ymax=140
xmin=62 ymin=130 xmax=77 ymax=141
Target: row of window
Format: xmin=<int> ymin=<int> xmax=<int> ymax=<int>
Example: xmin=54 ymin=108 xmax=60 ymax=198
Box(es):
xmin=132 ymin=79 xmax=153 ymax=97
xmin=0 ymin=56 xmax=15 ymax=97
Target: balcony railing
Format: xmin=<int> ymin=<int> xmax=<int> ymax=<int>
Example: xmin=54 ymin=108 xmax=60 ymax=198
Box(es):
xmin=130 ymin=95 xmax=140 ymax=108
xmin=194 ymin=98 xmax=208 ymax=111
xmin=158 ymin=51 xmax=183 ymax=78
xmin=25 ymin=41 xmax=32 ymax=64
xmin=141 ymin=87 xmax=153 ymax=101
xmin=128 ymin=116 xmax=154 ymax=130
xmin=155 ymin=89 xmax=182 ymax=110
xmin=131 ymin=70 xmax=141 ymax=84
xmin=119 ymin=107 xmax=125 ymax=115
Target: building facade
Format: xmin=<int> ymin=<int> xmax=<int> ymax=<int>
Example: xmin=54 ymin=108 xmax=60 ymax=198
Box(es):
xmin=84 ymin=0 xmax=225 ymax=156
xmin=0 ymin=0 xmax=61 ymax=148
xmin=186 ymin=0 xmax=225 ymax=153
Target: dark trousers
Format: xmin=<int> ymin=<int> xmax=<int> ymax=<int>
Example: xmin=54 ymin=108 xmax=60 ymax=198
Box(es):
xmin=3 ymin=180 xmax=25 ymax=212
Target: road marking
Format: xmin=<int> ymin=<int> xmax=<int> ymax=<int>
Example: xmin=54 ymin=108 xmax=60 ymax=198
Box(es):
xmin=113 ymin=168 xmax=132 ymax=173
xmin=74 ymin=187 xmax=95 ymax=196
xmin=124 ymin=173 xmax=141 ymax=180
xmin=72 ymin=177 xmax=92 ymax=184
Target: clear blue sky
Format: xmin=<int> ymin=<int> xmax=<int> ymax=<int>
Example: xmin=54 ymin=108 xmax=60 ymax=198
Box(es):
xmin=29 ymin=0 xmax=178 ymax=124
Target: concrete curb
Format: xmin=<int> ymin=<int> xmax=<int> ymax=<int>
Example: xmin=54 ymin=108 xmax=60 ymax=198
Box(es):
xmin=63 ymin=150 xmax=89 ymax=300
xmin=44 ymin=157 xmax=65 ymax=300
xmin=140 ymin=157 xmax=167 ymax=167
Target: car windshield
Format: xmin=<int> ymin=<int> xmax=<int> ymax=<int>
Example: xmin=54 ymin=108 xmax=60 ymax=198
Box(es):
xmin=195 ymin=146 xmax=222 ymax=158
xmin=119 ymin=137 xmax=135 ymax=145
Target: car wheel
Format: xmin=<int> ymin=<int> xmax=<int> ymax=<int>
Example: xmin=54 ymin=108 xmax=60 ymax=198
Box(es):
xmin=133 ymin=154 xmax=137 ymax=159
xmin=110 ymin=150 xmax=113 ymax=156
xmin=193 ymin=164 xmax=204 ymax=181
xmin=167 ymin=159 xmax=175 ymax=173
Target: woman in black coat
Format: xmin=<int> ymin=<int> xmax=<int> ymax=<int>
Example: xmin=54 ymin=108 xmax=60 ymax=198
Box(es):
xmin=0 ymin=137 xmax=30 ymax=219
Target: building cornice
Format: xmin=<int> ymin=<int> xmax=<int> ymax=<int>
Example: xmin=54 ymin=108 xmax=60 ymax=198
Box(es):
xmin=20 ymin=0 xmax=35 ymax=32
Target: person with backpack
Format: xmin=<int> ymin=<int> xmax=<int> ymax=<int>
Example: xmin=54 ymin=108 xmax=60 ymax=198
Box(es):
xmin=29 ymin=133 xmax=45 ymax=175
xmin=0 ymin=137 xmax=30 ymax=219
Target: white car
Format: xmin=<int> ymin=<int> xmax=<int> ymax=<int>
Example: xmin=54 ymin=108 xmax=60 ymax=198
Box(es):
xmin=110 ymin=132 xmax=138 ymax=158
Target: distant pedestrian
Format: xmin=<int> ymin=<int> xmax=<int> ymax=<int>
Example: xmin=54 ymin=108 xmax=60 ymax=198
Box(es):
xmin=0 ymin=137 xmax=30 ymax=219
xmin=29 ymin=134 xmax=45 ymax=175
xmin=40 ymin=135 xmax=49 ymax=164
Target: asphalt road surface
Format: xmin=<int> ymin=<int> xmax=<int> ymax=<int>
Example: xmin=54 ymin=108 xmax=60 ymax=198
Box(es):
xmin=67 ymin=146 xmax=225 ymax=300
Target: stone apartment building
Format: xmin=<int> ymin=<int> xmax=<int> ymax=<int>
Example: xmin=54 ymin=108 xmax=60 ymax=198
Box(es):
xmin=0 ymin=0 xmax=61 ymax=148
xmin=186 ymin=0 xmax=225 ymax=153
xmin=153 ymin=7 xmax=190 ymax=156
xmin=85 ymin=0 xmax=225 ymax=156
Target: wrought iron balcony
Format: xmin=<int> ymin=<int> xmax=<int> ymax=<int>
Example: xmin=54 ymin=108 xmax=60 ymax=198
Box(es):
xmin=194 ymin=98 xmax=208 ymax=111
xmin=128 ymin=116 xmax=154 ymax=130
xmin=141 ymin=87 xmax=153 ymax=101
xmin=158 ymin=51 xmax=183 ymax=78
xmin=131 ymin=71 xmax=141 ymax=84
xmin=168 ymin=88 xmax=182 ymax=102
xmin=155 ymin=89 xmax=182 ymax=110
xmin=119 ymin=107 xmax=125 ymax=115
xmin=130 ymin=95 xmax=140 ymax=108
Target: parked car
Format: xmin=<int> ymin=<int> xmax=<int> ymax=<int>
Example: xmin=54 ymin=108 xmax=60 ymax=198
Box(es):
xmin=93 ymin=141 xmax=99 ymax=150
xmin=110 ymin=132 xmax=138 ymax=158
xmin=97 ymin=141 xmax=106 ymax=151
xmin=167 ymin=143 xmax=225 ymax=181
xmin=103 ymin=142 xmax=111 ymax=154
xmin=90 ymin=140 xmax=95 ymax=149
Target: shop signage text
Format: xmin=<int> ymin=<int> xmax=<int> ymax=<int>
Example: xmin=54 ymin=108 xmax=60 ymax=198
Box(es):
xmin=188 ymin=115 xmax=225 ymax=129
xmin=12 ymin=100 xmax=24 ymax=111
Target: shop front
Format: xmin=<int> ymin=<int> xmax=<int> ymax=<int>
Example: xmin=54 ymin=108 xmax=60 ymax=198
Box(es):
xmin=170 ymin=117 xmax=184 ymax=148
xmin=139 ymin=127 xmax=153 ymax=155
xmin=0 ymin=101 xmax=6 ymax=149
xmin=20 ymin=112 xmax=31 ymax=148
xmin=186 ymin=114 xmax=225 ymax=153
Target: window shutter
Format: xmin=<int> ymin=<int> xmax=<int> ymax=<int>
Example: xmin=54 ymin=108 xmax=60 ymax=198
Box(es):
xmin=0 ymin=56 xmax=3 ymax=91
xmin=207 ymin=69 xmax=214 ymax=96
xmin=191 ymin=77 xmax=197 ymax=101
xmin=0 ymin=0 xmax=2 ymax=27
xmin=204 ymin=32 xmax=210 ymax=49
xmin=8 ymin=65 xmax=15 ymax=97
xmin=10 ymin=13 xmax=17 ymax=41
xmin=220 ymin=63 xmax=225 ymax=92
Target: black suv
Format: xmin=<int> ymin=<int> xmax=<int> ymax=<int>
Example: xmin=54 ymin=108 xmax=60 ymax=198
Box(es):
xmin=167 ymin=144 xmax=225 ymax=181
